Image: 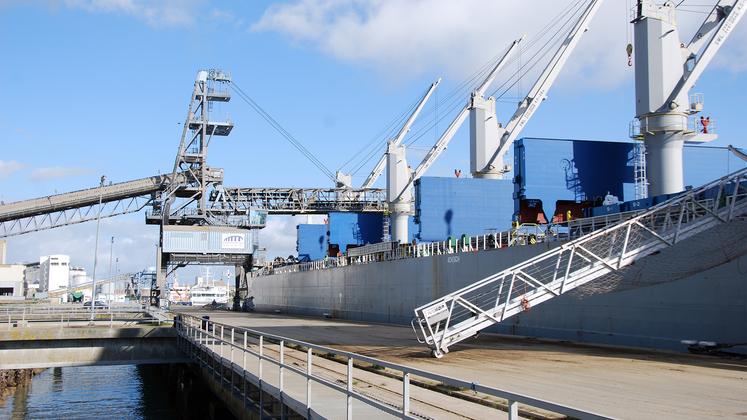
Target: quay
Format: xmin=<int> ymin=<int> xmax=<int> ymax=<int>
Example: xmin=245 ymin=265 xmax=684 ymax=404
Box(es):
xmin=176 ymin=309 xmax=747 ymax=420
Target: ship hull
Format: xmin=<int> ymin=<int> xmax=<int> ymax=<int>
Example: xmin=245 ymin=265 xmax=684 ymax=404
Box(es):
xmin=252 ymin=221 xmax=747 ymax=352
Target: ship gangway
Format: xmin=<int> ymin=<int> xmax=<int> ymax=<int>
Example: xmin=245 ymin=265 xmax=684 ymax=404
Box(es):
xmin=413 ymin=167 xmax=747 ymax=357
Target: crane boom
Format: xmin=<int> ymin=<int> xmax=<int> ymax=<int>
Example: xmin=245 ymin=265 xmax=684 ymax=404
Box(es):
xmin=361 ymin=78 xmax=442 ymax=189
xmin=664 ymin=0 xmax=745 ymax=112
xmin=409 ymin=38 xmax=523 ymax=184
xmin=486 ymin=0 xmax=604 ymax=171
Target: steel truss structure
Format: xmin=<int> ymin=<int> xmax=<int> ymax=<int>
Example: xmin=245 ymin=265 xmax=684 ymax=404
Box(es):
xmin=413 ymin=167 xmax=747 ymax=358
xmin=208 ymin=187 xmax=387 ymax=215
xmin=0 ymin=173 xmax=183 ymax=237
xmin=0 ymin=195 xmax=154 ymax=237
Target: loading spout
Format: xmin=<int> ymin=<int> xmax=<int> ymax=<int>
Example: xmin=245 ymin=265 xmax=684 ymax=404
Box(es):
xmin=728 ymin=145 xmax=747 ymax=163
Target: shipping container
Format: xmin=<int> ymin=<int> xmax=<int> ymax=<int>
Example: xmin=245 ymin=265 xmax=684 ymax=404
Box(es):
xmin=414 ymin=176 xmax=514 ymax=242
xmin=328 ymin=212 xmax=383 ymax=253
xmin=296 ymin=224 xmax=327 ymax=261
xmin=162 ymin=226 xmax=256 ymax=254
xmin=591 ymin=204 xmax=621 ymax=217
xmin=513 ymin=137 xmax=744 ymax=219
xmin=622 ymin=197 xmax=653 ymax=212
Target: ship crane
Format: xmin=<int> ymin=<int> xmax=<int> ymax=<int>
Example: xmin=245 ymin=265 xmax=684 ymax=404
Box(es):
xmin=360 ymin=79 xmax=442 ymax=190
xmin=632 ymin=0 xmax=746 ymax=196
xmin=388 ymin=0 xmax=604 ymax=244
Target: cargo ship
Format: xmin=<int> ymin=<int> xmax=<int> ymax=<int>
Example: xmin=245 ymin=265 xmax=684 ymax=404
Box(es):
xmin=250 ymin=137 xmax=747 ymax=353
xmin=243 ymin=1 xmax=747 ymax=356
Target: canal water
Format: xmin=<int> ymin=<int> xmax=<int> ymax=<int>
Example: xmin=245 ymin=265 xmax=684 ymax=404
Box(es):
xmin=0 ymin=365 xmax=179 ymax=419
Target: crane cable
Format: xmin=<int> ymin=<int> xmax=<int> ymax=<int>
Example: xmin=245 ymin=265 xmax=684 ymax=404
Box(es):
xmin=344 ymin=35 xmax=526 ymax=177
xmin=230 ymin=82 xmax=336 ymax=183
xmin=338 ymin=0 xmax=590 ymax=179
xmin=403 ymin=0 xmax=587 ymax=149
xmin=344 ymin=51 xmax=506 ymax=177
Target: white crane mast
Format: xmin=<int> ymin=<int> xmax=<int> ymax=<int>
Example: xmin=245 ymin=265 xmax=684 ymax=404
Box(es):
xmin=410 ymin=38 xmax=523 ymax=183
xmin=385 ymin=39 xmax=522 ymax=244
xmin=484 ymin=0 xmax=605 ymax=174
xmin=361 ymin=78 xmax=442 ymax=189
xmin=633 ymin=0 xmax=745 ymax=196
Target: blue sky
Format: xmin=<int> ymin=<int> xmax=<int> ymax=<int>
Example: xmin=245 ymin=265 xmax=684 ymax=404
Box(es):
xmin=1 ymin=0 xmax=746 ymax=279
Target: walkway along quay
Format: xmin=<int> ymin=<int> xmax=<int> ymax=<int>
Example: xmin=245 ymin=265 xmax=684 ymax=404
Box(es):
xmin=174 ymin=312 xmax=611 ymax=420
xmin=178 ymin=310 xmax=747 ymax=420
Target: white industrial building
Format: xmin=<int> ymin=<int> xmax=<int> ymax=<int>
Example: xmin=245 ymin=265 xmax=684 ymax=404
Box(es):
xmin=39 ymin=255 xmax=70 ymax=292
xmin=69 ymin=266 xmax=88 ymax=287
xmin=0 ymin=265 xmax=24 ymax=300
xmin=0 ymin=241 xmax=24 ymax=300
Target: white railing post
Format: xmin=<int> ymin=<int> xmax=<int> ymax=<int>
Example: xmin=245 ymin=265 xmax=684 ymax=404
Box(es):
xmin=508 ymin=400 xmax=519 ymax=419
xmin=402 ymin=372 xmax=410 ymax=418
xmin=347 ymin=357 xmax=353 ymax=420
xmin=242 ymin=330 xmax=247 ymax=370
xmin=258 ymin=335 xmax=264 ymax=416
xmin=242 ymin=330 xmax=247 ymax=407
xmin=279 ymin=340 xmax=285 ymax=402
xmin=306 ymin=348 xmax=312 ymax=415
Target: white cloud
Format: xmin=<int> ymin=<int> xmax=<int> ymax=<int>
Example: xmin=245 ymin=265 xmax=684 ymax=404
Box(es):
xmin=57 ymin=0 xmax=204 ymax=27
xmin=0 ymin=0 xmax=207 ymax=26
xmin=0 ymin=160 xmax=25 ymax=180
xmin=28 ymin=166 xmax=93 ymax=181
xmin=253 ymin=0 xmax=747 ymax=89
xmin=4 ymin=214 xmax=158 ymax=275
xmin=259 ymin=215 xmax=325 ymax=259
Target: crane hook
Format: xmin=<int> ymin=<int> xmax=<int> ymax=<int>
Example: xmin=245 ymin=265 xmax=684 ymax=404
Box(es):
xmin=626 ymin=43 xmax=633 ymax=67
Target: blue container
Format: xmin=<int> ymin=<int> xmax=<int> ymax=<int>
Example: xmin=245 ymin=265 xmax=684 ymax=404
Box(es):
xmin=591 ymin=204 xmax=621 ymax=217
xmin=622 ymin=197 xmax=653 ymax=212
xmin=328 ymin=212 xmax=383 ymax=253
xmin=297 ymin=224 xmax=327 ymax=261
xmin=513 ymin=137 xmax=746 ymax=219
xmin=414 ymin=176 xmax=514 ymax=242
xmin=652 ymin=192 xmax=682 ymax=205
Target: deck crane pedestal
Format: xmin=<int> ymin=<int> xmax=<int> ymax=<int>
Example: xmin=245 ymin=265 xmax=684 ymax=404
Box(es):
xmin=632 ymin=0 xmax=746 ymax=196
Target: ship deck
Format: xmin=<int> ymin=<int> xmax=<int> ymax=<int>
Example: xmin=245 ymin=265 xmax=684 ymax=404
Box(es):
xmin=176 ymin=309 xmax=747 ymax=419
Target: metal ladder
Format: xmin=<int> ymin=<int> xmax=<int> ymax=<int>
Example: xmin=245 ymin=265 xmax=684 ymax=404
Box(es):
xmin=634 ymin=142 xmax=649 ymax=199
xmin=413 ymin=167 xmax=747 ymax=358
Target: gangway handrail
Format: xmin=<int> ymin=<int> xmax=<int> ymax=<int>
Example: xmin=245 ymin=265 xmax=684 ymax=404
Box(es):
xmin=413 ymin=166 xmax=747 ymax=357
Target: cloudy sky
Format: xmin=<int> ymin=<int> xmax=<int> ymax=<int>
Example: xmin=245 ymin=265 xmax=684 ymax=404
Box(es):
xmin=1 ymin=0 xmax=746 ymax=281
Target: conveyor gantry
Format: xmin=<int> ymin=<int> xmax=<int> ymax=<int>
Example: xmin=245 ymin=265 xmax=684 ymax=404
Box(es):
xmin=0 ymin=173 xmax=184 ymax=237
xmin=146 ymin=187 xmax=387 ymax=222
xmin=214 ymin=187 xmax=387 ymax=215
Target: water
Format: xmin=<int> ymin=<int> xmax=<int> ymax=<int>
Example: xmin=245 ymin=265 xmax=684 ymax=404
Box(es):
xmin=0 ymin=365 xmax=179 ymax=419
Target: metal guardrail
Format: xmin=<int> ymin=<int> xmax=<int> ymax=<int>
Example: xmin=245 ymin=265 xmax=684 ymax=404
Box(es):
xmin=175 ymin=314 xmax=610 ymax=420
xmin=413 ymin=167 xmax=747 ymax=358
xmin=0 ymin=304 xmax=158 ymax=329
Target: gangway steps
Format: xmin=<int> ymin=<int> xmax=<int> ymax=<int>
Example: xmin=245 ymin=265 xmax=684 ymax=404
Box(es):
xmin=413 ymin=168 xmax=747 ymax=357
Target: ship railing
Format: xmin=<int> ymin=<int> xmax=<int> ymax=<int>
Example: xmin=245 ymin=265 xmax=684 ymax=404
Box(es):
xmin=413 ymin=167 xmax=747 ymax=358
xmin=263 ymin=230 xmax=519 ymax=276
xmin=174 ymin=313 xmax=611 ymax=420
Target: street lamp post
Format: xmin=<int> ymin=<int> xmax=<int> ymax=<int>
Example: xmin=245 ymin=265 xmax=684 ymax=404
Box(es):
xmin=108 ymin=236 xmax=114 ymax=302
xmin=89 ymin=175 xmax=106 ymax=322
